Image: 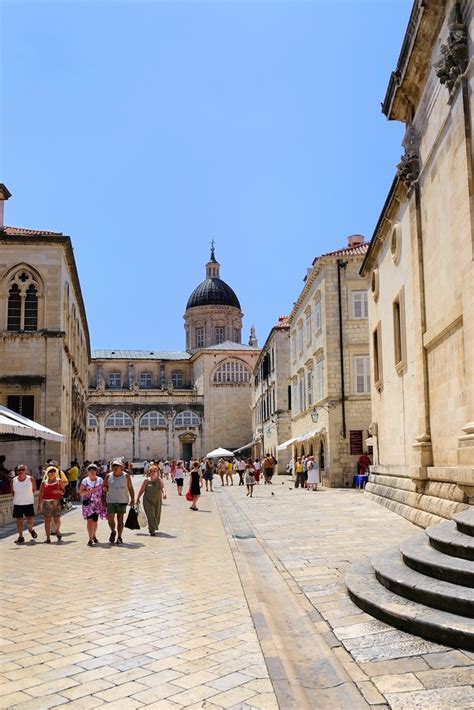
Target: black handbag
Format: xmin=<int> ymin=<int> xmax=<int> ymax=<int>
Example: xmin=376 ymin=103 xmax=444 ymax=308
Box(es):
xmin=124 ymin=506 xmax=140 ymax=530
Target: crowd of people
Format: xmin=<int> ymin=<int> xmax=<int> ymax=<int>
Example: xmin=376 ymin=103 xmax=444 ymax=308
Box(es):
xmin=6 ymin=452 xmax=282 ymax=546
xmin=6 ymin=449 xmax=372 ymax=546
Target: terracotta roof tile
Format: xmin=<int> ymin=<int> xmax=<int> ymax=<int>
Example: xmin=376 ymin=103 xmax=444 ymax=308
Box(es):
xmin=2 ymin=225 xmax=64 ymax=237
xmin=317 ymin=242 xmax=369 ymax=261
xmin=273 ymin=316 xmax=290 ymax=329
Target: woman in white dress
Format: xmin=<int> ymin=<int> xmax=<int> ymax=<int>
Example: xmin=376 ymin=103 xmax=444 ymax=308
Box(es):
xmin=307 ymin=456 xmax=320 ymax=491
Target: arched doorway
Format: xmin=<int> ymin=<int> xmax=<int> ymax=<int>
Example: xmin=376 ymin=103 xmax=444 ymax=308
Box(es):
xmin=179 ymin=432 xmax=196 ymax=463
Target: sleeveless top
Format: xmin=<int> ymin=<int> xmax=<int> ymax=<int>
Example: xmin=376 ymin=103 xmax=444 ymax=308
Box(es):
xmin=144 ymin=478 xmax=161 ymax=502
xmin=106 ymin=473 xmax=129 ymax=504
xmin=42 ymin=480 xmax=63 ymax=500
xmin=12 ymin=476 xmax=34 ymax=505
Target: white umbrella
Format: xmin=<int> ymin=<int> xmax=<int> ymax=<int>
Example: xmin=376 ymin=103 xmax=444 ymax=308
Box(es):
xmin=206 ymin=447 xmax=234 ymax=458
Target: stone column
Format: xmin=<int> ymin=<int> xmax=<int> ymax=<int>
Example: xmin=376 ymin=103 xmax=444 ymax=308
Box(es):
xmin=98 ymin=413 xmax=106 ymax=462
xmin=132 ymin=414 xmax=140 ymax=461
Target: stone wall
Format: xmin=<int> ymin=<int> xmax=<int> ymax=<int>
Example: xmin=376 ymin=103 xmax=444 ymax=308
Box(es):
xmin=361 ymin=0 xmax=474 ymax=526
xmin=0 ymin=237 xmax=89 ymax=469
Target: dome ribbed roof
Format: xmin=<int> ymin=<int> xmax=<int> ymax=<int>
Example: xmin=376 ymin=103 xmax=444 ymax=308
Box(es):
xmin=186 ymin=278 xmax=241 ymax=310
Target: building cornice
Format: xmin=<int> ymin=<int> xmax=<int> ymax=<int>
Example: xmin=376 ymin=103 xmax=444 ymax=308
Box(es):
xmin=382 ymin=0 xmax=445 ymax=122
xmin=0 ymin=233 xmax=91 ymax=360
xmin=254 ymin=323 xmax=289 ymax=370
xmin=289 ymin=247 xmax=368 ymax=325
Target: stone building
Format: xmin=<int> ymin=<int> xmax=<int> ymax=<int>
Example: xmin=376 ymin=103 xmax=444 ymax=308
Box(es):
xmin=285 ymin=236 xmax=372 ymax=487
xmin=87 ymin=249 xmax=260 ymax=462
xmin=251 ymin=316 xmax=291 ymax=472
xmin=0 ymin=185 xmax=90 ymax=469
xmin=360 ymin=0 xmax=473 ymax=527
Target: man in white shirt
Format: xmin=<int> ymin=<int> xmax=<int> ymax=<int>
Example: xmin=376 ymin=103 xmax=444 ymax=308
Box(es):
xmin=11 ymin=464 xmax=37 ymax=544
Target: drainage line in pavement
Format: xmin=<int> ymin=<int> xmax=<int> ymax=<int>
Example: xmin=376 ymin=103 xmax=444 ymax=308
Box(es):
xmin=214 ymin=492 xmax=370 ymax=710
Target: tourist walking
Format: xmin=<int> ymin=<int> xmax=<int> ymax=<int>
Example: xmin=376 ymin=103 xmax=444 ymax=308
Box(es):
xmin=262 ymin=453 xmax=275 ymax=484
xmin=203 ymin=458 xmax=214 ymax=492
xmin=174 ymin=460 xmax=186 ymax=495
xmin=103 ymin=459 xmax=135 ymax=545
xmin=253 ymin=458 xmax=262 ymax=484
xmin=188 ymin=460 xmax=202 ymax=511
xmin=217 ymin=458 xmax=226 ymax=486
xmin=38 ymin=466 xmax=66 ymax=543
xmin=225 ymin=459 xmax=234 ymax=486
xmin=236 ymin=458 xmax=246 ymax=486
xmin=136 ymin=464 xmax=166 ymax=535
xmin=307 ymin=456 xmax=320 ymax=491
xmin=67 ymin=460 xmax=79 ymax=501
xmin=11 ymin=464 xmax=37 ymax=544
xmin=295 ymin=457 xmax=305 ymax=488
xmin=79 ymin=463 xmax=107 ymax=546
xmin=170 ymin=460 xmax=177 ymax=483
xmin=244 ymin=459 xmax=256 ymax=497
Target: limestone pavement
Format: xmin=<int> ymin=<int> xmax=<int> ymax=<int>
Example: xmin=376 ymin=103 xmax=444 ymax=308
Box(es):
xmin=0 ymin=476 xmax=473 ymax=709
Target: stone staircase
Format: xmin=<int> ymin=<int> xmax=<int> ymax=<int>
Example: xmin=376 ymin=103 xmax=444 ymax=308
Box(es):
xmin=346 ymin=508 xmax=474 ymax=650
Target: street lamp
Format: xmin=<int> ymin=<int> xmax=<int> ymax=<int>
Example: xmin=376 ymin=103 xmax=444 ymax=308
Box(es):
xmin=310 ymin=400 xmax=337 ymax=423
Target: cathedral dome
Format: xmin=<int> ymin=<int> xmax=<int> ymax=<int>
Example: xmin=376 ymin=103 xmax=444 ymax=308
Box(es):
xmin=186 ymin=278 xmax=240 ymax=310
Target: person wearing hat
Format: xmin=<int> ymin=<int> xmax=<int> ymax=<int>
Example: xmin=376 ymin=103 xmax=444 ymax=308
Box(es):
xmin=38 ymin=466 xmax=66 ymax=543
xmin=102 ymin=458 xmax=135 ymax=545
xmin=79 ymin=463 xmax=107 ymax=546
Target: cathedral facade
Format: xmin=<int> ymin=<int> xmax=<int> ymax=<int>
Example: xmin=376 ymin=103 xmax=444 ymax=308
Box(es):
xmin=86 ymin=248 xmax=260 ymax=463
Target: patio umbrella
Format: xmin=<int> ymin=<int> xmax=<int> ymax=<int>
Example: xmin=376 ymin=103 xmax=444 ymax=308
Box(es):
xmin=206 ymin=447 xmax=234 ymax=458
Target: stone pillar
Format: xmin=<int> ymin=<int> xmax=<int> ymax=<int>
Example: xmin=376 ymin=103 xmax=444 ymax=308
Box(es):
xmin=132 ymin=414 xmax=140 ymax=461
xmin=98 ymin=413 xmax=106 ymax=461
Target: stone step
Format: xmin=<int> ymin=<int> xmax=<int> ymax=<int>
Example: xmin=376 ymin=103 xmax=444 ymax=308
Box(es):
xmin=426 ymin=520 xmax=474 ymax=561
xmin=400 ymin=534 xmax=474 ymax=588
xmin=346 ymin=560 xmax=474 ymax=651
xmin=372 ymin=547 xmax=474 ymax=618
xmin=453 ymin=508 xmax=474 ymax=537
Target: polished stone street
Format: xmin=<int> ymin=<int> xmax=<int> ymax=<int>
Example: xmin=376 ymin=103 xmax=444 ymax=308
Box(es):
xmin=1 ymin=478 xmax=473 ymax=709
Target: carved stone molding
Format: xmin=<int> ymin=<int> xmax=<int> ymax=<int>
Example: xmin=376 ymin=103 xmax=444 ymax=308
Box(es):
xmin=396 ymin=125 xmax=420 ymax=188
xmin=434 ymin=9 xmax=468 ymax=95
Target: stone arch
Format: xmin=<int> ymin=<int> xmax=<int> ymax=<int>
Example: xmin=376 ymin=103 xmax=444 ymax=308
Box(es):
xmin=211 ymin=358 xmax=252 ymax=385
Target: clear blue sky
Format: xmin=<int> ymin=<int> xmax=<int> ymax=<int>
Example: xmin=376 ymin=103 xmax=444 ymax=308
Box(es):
xmin=2 ymin=0 xmax=411 ymax=352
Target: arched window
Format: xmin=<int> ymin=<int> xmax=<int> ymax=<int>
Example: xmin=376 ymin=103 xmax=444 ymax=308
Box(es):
xmin=105 ymin=412 xmax=133 ymax=428
xmin=6 ymin=268 xmax=41 ymax=331
xmin=24 ymin=285 xmax=38 ymax=331
xmin=175 ymin=411 xmax=200 ymax=427
xmin=7 ymin=284 xmax=21 ymax=331
xmin=140 ymin=411 xmax=167 ymax=428
xmin=171 ymin=370 xmax=184 ymax=388
xmin=213 ymin=359 xmax=251 ymax=384
xmin=88 ymin=413 xmax=98 ymax=428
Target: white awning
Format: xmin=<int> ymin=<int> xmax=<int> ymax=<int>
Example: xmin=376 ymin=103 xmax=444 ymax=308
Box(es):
xmin=296 ymin=428 xmax=324 ymax=443
xmin=233 ymin=442 xmax=254 ymax=454
xmin=0 ymin=405 xmax=65 ymax=442
xmin=0 ymin=414 xmax=35 ymax=437
xmin=206 ymin=447 xmax=234 ymax=458
xmin=276 ymin=436 xmax=300 ymax=451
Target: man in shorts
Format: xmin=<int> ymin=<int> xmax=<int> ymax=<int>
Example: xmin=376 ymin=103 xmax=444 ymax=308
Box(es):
xmin=262 ymin=454 xmax=275 ymax=484
xmin=11 ymin=464 xmax=38 ymax=543
xmin=103 ymin=459 xmax=135 ymax=545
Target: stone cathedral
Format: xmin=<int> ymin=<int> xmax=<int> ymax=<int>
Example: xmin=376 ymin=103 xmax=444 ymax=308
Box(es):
xmin=86 ymin=246 xmax=260 ymax=463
